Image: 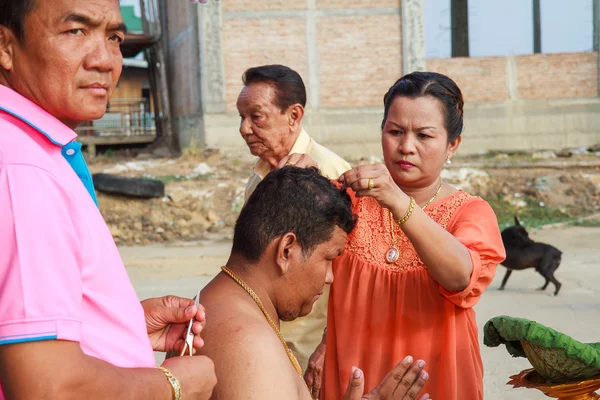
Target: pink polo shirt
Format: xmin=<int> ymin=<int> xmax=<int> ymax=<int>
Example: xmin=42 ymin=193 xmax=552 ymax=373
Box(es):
xmin=0 ymin=86 xmax=155 ymax=397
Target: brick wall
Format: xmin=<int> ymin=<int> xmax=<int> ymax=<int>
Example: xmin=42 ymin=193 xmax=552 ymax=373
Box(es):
xmin=223 ymin=0 xmax=307 ymax=12
xmin=164 ymin=3 xmax=600 ymax=153
xmin=427 ymin=56 xmax=508 ymax=103
xmin=428 ymin=52 xmax=598 ymax=104
xmin=220 ymin=4 xmax=402 ymax=111
xmin=168 ymin=2 xmax=598 ymax=117
xmin=317 ymin=0 xmax=400 ymax=9
xmin=318 ymin=14 xmax=402 ymax=107
xmin=222 ymin=0 xmax=400 ymax=11
xmin=516 ymin=52 xmax=598 ymax=100
xmin=222 ymin=17 xmax=308 ymax=111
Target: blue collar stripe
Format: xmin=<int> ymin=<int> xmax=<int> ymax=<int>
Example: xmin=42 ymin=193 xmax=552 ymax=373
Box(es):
xmin=61 ymin=142 xmax=99 ymax=207
xmin=0 ymin=105 xmax=65 ymax=146
xmin=0 ymin=335 xmax=58 ymax=345
xmin=0 ymin=105 xmax=98 ymax=207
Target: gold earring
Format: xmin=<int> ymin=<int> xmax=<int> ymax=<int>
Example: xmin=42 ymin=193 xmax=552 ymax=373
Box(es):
xmin=446 ymin=156 xmax=452 ymax=165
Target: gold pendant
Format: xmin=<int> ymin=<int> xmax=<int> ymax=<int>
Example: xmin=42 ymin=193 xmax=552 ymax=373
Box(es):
xmin=386 ymin=247 xmax=399 ymax=263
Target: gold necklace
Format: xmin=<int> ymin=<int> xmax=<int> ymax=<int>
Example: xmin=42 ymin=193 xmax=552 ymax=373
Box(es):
xmin=220 ymin=266 xmax=303 ymax=377
xmin=385 ymin=179 xmax=444 ymax=263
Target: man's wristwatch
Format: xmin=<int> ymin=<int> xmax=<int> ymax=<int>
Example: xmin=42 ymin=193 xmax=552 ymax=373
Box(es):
xmin=157 ymin=366 xmax=182 ymax=400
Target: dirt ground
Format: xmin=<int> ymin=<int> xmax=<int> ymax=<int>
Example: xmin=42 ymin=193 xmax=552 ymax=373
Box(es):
xmin=121 ymin=225 xmax=600 ymax=400
xmin=86 ymin=148 xmax=600 ymax=246
xmin=100 ymin=146 xmax=600 ymax=399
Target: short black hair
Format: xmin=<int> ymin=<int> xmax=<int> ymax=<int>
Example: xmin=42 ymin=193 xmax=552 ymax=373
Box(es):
xmin=242 ymin=64 xmax=307 ymax=111
xmin=0 ymin=0 xmax=37 ymax=40
xmin=232 ymin=167 xmax=356 ymax=262
xmin=382 ymin=71 xmax=465 ymax=142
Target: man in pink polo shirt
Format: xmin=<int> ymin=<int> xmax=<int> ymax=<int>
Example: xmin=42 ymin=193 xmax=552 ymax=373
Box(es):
xmin=0 ymin=0 xmax=216 ymax=399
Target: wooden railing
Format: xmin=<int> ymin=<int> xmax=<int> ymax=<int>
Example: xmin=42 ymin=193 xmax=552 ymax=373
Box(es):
xmin=76 ymin=98 xmax=157 ymax=155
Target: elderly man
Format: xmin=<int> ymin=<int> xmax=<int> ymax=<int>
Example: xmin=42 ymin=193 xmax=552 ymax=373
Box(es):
xmin=237 ymin=64 xmax=351 ymax=374
xmin=0 ymin=1 xmax=215 ymax=399
xmin=196 ymin=167 xmax=431 ymax=400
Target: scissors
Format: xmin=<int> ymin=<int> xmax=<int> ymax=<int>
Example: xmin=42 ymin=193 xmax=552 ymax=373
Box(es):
xmin=180 ymin=290 xmax=201 ymax=356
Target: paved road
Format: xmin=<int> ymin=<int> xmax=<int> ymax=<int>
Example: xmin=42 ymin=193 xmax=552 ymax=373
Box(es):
xmin=122 ymin=226 xmax=600 ymax=399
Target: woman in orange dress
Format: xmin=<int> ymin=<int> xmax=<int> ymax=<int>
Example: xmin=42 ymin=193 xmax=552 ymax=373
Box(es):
xmin=307 ymin=72 xmax=506 ymax=400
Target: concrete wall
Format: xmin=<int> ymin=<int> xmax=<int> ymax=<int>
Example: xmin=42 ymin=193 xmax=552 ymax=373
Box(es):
xmin=204 ymin=98 xmax=600 ymax=158
xmin=165 ymin=1 xmax=600 ymax=155
xmin=204 ymin=50 xmax=600 ymax=158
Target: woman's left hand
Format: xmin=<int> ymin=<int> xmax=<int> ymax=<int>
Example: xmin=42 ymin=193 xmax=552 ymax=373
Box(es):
xmin=339 ymin=164 xmax=408 ymax=212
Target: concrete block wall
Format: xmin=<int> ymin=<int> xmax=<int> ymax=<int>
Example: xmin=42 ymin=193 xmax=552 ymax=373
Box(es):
xmin=317 ymin=0 xmax=400 ymax=9
xmin=220 ymin=1 xmax=402 ymax=111
xmin=222 ymin=17 xmax=308 ymax=111
xmin=427 ymin=57 xmax=510 ymax=102
xmin=204 ymin=98 xmax=600 ymax=159
xmin=223 ymin=0 xmax=307 ymax=12
xmin=428 ymin=52 xmax=598 ymax=103
xmin=516 ymin=52 xmax=598 ymax=100
xmin=317 ymin=14 xmax=402 ymax=108
xmin=164 ymin=1 xmax=600 ymax=156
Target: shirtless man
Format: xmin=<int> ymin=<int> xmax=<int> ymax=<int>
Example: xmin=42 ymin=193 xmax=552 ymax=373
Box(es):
xmin=197 ymin=166 xmax=431 ymax=399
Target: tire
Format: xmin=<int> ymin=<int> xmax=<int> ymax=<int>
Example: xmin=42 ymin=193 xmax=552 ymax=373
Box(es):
xmin=92 ymin=173 xmax=165 ymax=198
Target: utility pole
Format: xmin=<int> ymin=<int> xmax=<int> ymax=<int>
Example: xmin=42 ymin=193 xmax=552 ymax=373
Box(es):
xmin=594 ymin=0 xmax=599 ymax=51
xmin=451 ymin=0 xmax=469 ymax=57
xmin=139 ymin=0 xmax=179 ymax=155
xmin=595 ymin=0 xmax=600 ymax=96
xmin=533 ymin=0 xmax=542 ymax=53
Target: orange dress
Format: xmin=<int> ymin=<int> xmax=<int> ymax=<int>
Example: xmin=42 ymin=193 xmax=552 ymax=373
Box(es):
xmin=322 ymin=191 xmax=506 ymax=400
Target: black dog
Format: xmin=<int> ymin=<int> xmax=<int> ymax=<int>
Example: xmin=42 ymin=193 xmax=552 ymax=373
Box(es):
xmin=499 ymin=217 xmax=563 ymax=296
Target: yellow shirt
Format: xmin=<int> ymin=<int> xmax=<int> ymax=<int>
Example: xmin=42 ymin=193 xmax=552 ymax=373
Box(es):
xmin=244 ymin=129 xmax=351 ymax=202
xmin=243 ymin=128 xmax=351 ymax=370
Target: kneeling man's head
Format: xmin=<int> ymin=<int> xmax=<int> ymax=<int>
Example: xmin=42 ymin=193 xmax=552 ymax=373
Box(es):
xmin=232 ymin=167 xmax=356 ymax=321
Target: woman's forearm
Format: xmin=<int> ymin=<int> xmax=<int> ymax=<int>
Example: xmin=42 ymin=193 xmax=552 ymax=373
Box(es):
xmin=391 ymin=203 xmax=473 ymax=291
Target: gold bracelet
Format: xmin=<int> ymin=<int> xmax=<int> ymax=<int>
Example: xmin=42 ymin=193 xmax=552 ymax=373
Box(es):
xmin=156 ymin=366 xmax=182 ymax=400
xmin=395 ymin=197 xmax=415 ymax=225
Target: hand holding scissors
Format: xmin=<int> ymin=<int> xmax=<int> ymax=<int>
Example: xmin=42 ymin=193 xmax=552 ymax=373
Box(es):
xmin=180 ymin=290 xmax=201 ymax=356
xmin=142 ymin=293 xmax=206 ymax=354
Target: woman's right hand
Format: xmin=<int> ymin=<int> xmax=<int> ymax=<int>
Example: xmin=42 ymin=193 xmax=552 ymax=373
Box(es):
xmin=339 ymin=164 xmax=410 ymax=217
xmin=342 ymin=356 xmax=430 ymax=400
xmin=161 ymin=355 xmax=217 ymax=400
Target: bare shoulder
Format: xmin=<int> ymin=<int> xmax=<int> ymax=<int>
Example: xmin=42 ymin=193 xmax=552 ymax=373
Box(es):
xmin=199 ymin=297 xmax=307 ymax=400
